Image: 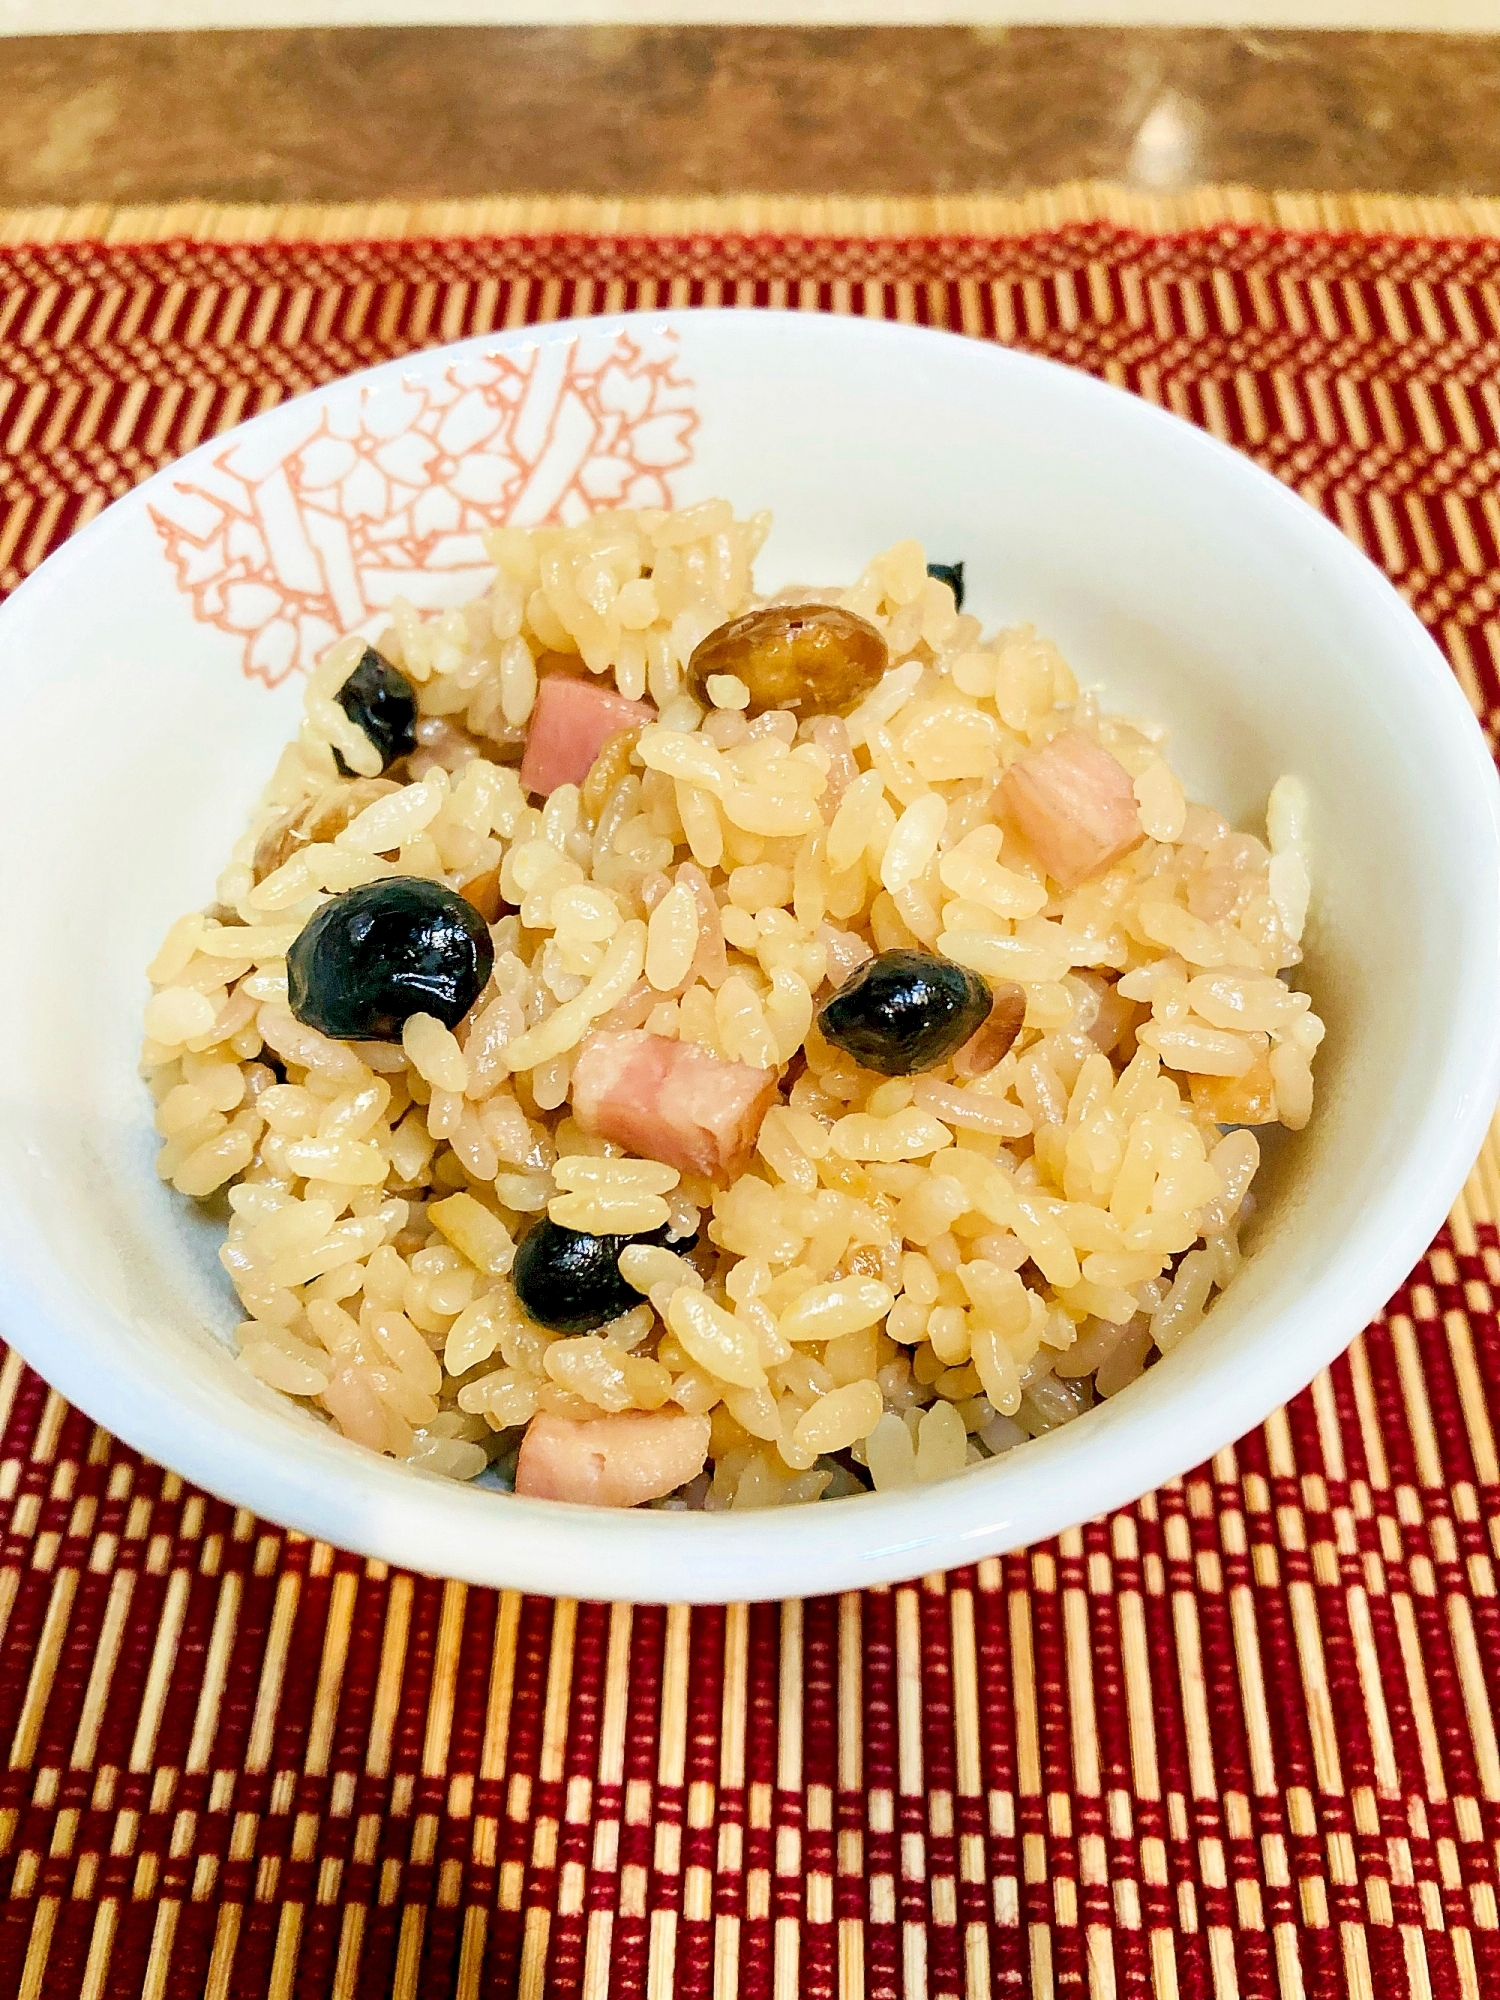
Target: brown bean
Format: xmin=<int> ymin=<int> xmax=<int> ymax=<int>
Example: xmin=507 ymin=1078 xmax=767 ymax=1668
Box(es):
xmin=1189 ymin=1052 xmax=1278 ymax=1126
xmin=951 ymin=982 xmax=1027 ymax=1077
xmin=252 ymin=777 xmax=402 ymax=880
xmin=456 ymin=862 xmax=505 ymax=923
xmin=687 ymin=603 xmax=887 ymax=718
xmin=580 ymin=727 xmax=643 ymax=822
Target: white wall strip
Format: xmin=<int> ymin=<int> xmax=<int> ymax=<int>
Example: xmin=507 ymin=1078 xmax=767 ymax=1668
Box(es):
xmin=1 ymin=2 xmax=1495 ymax=37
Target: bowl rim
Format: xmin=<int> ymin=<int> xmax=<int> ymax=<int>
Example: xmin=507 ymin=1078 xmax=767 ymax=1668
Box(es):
xmin=1 ymin=305 xmax=1498 ymax=1602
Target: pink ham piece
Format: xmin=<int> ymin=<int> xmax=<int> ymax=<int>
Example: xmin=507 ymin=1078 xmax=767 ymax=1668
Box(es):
xmin=1000 ymin=729 xmax=1144 ymax=889
xmin=519 ymin=675 xmax=655 ymax=796
xmin=515 ymin=1410 xmax=711 ymax=1508
xmin=571 ymin=1029 xmax=779 ymax=1181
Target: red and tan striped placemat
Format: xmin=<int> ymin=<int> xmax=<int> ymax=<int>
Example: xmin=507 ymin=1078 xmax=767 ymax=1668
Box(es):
xmin=0 ymin=189 xmax=1498 ymax=2000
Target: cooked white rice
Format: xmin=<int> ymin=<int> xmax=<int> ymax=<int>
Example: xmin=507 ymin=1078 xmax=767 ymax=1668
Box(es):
xmin=143 ymin=498 xmax=1321 ymax=1508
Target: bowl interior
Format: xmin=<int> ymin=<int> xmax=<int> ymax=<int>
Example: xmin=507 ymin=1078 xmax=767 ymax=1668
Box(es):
xmin=0 ymin=311 xmax=1495 ymax=1601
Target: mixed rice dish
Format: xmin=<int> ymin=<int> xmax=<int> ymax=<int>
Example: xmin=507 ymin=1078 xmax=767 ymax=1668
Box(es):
xmin=143 ymin=498 xmax=1321 ymax=1510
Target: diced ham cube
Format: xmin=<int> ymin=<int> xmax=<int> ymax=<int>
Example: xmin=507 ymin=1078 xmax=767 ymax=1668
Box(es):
xmin=519 ymin=675 xmax=655 ymax=797
xmin=514 ymin=1410 xmax=711 ymax=1508
xmin=571 ymin=1029 xmax=779 ymax=1181
xmin=1086 ymin=979 xmax=1144 ymax=1059
xmin=1000 ymin=729 xmax=1144 ymax=889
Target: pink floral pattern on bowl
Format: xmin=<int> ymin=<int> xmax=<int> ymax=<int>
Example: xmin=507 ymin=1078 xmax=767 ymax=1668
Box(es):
xmin=148 ymin=327 xmax=698 ymax=686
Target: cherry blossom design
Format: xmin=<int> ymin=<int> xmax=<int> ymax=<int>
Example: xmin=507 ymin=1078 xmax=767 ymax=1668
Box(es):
xmin=149 ymin=327 xmax=699 ymax=686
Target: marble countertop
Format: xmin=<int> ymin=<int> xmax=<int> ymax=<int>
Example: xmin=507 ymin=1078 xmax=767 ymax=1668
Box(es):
xmin=1 ymin=25 xmax=1497 ymax=208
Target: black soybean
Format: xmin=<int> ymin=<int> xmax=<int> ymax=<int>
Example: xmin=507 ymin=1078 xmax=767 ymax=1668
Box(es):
xmin=513 ymin=1218 xmax=697 ymax=1335
xmin=925 ymin=561 xmax=965 ymax=611
xmin=287 ymin=876 xmax=494 ymax=1041
xmin=817 ymin=948 xmax=992 ymax=1076
xmin=334 ymin=646 xmax=418 ymax=774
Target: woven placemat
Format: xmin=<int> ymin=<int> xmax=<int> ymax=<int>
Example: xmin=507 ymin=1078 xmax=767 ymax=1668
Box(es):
xmin=0 ymin=190 xmax=1497 ymax=2000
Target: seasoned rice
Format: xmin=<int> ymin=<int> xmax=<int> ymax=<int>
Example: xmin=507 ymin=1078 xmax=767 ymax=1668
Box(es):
xmin=143 ymin=499 xmax=1320 ymax=1506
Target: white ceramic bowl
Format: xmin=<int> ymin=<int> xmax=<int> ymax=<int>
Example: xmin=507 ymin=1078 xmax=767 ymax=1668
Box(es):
xmin=1 ymin=311 xmax=1497 ymax=1603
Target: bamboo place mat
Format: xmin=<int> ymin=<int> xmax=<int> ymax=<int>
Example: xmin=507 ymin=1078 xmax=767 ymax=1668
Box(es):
xmin=0 ymin=189 xmax=1498 ymax=2000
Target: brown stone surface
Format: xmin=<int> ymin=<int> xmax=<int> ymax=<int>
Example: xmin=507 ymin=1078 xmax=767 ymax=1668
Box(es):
xmin=0 ymin=26 xmax=1497 ymax=208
